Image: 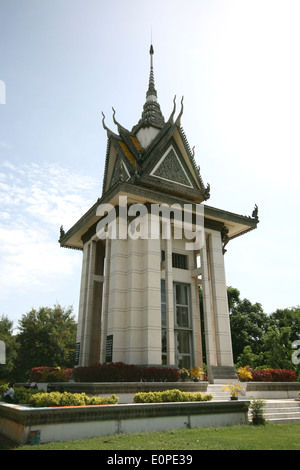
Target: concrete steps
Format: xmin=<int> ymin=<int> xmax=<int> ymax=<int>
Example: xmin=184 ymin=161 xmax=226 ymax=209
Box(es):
xmin=258 ymin=400 xmax=300 ymax=424
xmin=207 ymin=385 xmax=300 ymax=423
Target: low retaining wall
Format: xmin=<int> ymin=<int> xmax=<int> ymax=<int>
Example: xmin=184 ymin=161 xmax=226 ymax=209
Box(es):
xmin=245 ymin=382 xmax=300 ymax=399
xmin=43 ymin=381 xmax=300 ymax=401
xmin=0 ymin=400 xmax=249 ymax=446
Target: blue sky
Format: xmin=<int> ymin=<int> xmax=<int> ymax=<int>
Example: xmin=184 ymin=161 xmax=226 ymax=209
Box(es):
xmin=0 ymin=0 xmax=299 ymax=326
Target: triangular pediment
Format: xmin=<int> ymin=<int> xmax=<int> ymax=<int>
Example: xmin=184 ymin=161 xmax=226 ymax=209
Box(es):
xmin=109 ymin=155 xmax=131 ymax=188
xmin=150 ymin=145 xmax=193 ymax=188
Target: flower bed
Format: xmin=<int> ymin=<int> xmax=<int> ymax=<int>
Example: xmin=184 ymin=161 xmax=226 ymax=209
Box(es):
xmin=73 ymin=362 xmax=180 ymax=383
xmin=248 ymin=369 xmax=297 ymax=382
xmin=30 ymin=366 xmax=73 ymax=383
xmin=236 ymin=367 xmax=297 ymax=382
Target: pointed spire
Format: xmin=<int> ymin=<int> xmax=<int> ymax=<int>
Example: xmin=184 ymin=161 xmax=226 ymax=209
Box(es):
xmin=146 ymin=44 xmax=157 ymax=101
xmin=132 ymin=44 xmax=165 ymax=133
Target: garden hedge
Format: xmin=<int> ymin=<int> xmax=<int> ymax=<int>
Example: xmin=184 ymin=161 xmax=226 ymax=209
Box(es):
xmin=72 ymin=362 xmax=180 ymax=383
xmin=133 ymin=389 xmax=213 ymax=403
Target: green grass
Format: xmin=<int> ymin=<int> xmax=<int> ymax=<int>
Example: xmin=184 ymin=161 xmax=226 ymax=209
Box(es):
xmin=2 ymin=423 xmax=299 ymax=450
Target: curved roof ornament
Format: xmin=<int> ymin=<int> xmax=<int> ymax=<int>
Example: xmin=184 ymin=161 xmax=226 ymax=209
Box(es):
xmin=112 ymin=107 xmax=123 ymax=133
xmin=112 ymin=106 xmax=131 ymax=136
xmin=168 ymin=95 xmax=177 ymax=124
xmin=101 ymin=111 xmax=116 ymax=137
xmin=175 ymin=96 xmax=184 ymax=126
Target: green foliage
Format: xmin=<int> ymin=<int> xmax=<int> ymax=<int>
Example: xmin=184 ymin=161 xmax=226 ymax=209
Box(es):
xmin=227 ymin=287 xmax=269 ymax=360
xmin=30 ymin=366 xmax=73 ymax=382
xmin=247 ymin=399 xmax=266 ymax=424
xmin=0 ymin=383 xmax=8 ymax=395
xmin=13 ymin=386 xmax=45 ymax=404
xmin=226 ymin=287 xmax=300 ymax=375
xmin=12 ymin=304 xmax=77 ymax=381
xmin=28 ymin=391 xmax=119 ymax=407
xmin=133 ymin=389 xmax=212 ymax=403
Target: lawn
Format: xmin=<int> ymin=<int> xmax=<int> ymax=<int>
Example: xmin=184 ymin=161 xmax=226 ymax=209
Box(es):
xmin=1 ymin=423 xmax=298 ymax=451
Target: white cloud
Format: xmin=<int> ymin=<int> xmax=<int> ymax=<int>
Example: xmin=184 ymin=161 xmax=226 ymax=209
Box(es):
xmin=0 ymin=161 xmax=98 ymax=298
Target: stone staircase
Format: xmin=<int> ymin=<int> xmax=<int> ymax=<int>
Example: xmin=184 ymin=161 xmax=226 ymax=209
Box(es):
xmin=207 ymin=385 xmax=300 ymax=423
xmin=258 ymin=400 xmax=300 ymax=424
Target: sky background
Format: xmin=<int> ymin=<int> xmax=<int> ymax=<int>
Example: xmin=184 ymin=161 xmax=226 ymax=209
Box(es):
xmin=0 ymin=0 xmax=299 ymax=328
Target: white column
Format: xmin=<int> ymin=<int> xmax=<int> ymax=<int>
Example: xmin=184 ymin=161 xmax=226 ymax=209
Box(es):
xmin=200 ymin=234 xmax=217 ymax=381
xmin=75 ymin=243 xmax=89 ymax=366
xmin=141 ymin=234 xmax=162 ymax=365
xmin=81 ymin=240 xmax=97 ymax=365
xmin=208 ymin=231 xmax=234 ymax=367
xmin=105 ymin=236 xmax=128 ymax=362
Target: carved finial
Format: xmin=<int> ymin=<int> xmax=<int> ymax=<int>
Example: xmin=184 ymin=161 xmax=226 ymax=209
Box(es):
xmin=252 ymin=204 xmax=259 ymax=220
xmin=112 ymin=106 xmax=121 ymax=132
xmin=59 ymin=225 xmax=65 ymax=242
xmin=101 ymin=111 xmax=108 ymax=131
xmin=221 ymin=226 xmax=230 ymax=254
xmin=175 ymin=96 xmax=184 ymax=126
xmin=204 ymin=183 xmax=210 ymax=200
xmin=101 ymin=111 xmax=116 ymax=137
xmin=168 ymin=95 xmax=177 ymax=123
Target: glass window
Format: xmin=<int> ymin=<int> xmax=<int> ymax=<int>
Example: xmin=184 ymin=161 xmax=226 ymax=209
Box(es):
xmin=175 ymin=284 xmax=188 ymax=307
xmin=172 ymin=253 xmax=188 ymax=270
xmin=161 ymin=280 xmax=167 ymax=364
xmin=176 ymin=330 xmax=190 ymax=354
xmin=174 ymin=282 xmax=192 ymax=369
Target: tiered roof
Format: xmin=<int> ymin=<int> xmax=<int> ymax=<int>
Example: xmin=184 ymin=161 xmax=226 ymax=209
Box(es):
xmin=101 ymin=45 xmax=210 ymax=203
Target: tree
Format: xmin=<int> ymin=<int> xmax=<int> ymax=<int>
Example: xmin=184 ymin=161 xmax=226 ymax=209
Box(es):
xmin=227 ymin=287 xmax=270 ymax=362
xmin=262 ymin=325 xmax=294 ymax=369
xmin=13 ymin=305 xmax=77 ymax=381
xmin=270 ymin=307 xmax=300 ymax=343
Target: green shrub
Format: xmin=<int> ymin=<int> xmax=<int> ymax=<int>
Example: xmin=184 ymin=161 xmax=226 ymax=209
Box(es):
xmin=14 ymin=386 xmax=44 ymax=404
xmin=28 ymin=391 xmax=119 ymax=407
xmin=0 ymin=383 xmax=8 ymax=396
xmin=133 ymin=389 xmax=212 ymax=403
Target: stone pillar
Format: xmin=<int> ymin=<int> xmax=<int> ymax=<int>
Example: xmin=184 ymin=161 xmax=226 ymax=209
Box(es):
xmin=125 ymin=236 xmax=144 ymax=364
xmin=200 ymin=234 xmax=217 ymax=382
xmin=76 ymin=242 xmax=90 ymax=367
xmin=76 ymin=240 xmax=104 ymax=366
xmin=141 ymin=236 xmax=162 ymax=365
xmin=201 ymin=231 xmax=237 ymax=383
xmin=105 ymin=236 xmax=128 ymax=363
xmin=208 ymin=232 xmax=234 ymax=368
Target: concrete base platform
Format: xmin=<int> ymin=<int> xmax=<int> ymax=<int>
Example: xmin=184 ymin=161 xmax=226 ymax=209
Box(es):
xmin=0 ymin=400 xmax=249 ymax=446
